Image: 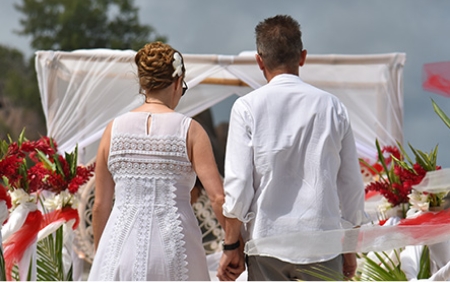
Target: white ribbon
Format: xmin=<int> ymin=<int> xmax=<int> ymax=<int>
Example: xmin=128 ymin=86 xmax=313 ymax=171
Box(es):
xmin=18 ymin=239 xmax=37 ymax=281
xmin=1 ymin=202 xmax=37 ymax=242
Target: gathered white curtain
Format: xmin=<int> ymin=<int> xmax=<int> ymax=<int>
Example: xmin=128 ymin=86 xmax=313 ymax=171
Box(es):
xmin=35 ymin=50 xmax=405 ymax=165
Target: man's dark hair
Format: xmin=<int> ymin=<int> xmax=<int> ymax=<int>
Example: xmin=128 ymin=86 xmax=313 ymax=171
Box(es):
xmin=255 ymin=15 xmax=303 ymax=71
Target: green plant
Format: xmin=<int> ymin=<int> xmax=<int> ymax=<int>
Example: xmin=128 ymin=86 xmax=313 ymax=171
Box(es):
xmin=0 ymin=246 xmax=6 ymax=281
xmin=36 ymin=225 xmax=72 ymax=281
xmin=357 ymin=250 xmax=407 ymax=281
xmin=297 ymin=247 xmax=432 ymax=281
xmin=297 ymin=264 xmax=346 ymax=281
xmin=417 ymin=246 xmax=431 ymax=280
xmin=362 ymin=139 xmax=438 ymax=210
xmin=432 ymin=98 xmax=450 ymax=129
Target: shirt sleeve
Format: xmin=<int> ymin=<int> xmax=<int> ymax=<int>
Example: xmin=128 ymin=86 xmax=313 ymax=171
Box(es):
xmin=336 ymin=109 xmax=368 ymax=227
xmin=222 ymin=100 xmax=256 ymax=223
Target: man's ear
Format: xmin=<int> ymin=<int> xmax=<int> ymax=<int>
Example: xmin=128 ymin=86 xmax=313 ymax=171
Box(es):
xmin=255 ymin=54 xmax=265 ymax=71
xmin=299 ymin=49 xmax=307 ymax=67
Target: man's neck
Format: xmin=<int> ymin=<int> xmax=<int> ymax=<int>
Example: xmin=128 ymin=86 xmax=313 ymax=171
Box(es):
xmin=265 ymin=69 xmax=299 ymax=82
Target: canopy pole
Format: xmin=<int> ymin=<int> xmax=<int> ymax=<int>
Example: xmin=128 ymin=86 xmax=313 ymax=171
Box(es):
xmin=200 ymin=77 xmax=249 ymax=87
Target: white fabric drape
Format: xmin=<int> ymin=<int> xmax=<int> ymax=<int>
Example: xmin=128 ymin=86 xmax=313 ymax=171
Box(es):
xmin=35 ymin=50 xmax=405 ymax=165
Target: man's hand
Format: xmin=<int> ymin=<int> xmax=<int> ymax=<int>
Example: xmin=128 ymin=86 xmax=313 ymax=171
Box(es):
xmin=216 ymin=249 xmax=245 ymax=281
xmin=342 ymin=253 xmax=357 ymax=280
xmin=217 ymin=217 xmax=245 ymax=280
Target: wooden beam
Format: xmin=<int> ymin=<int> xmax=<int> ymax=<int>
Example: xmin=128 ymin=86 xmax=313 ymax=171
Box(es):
xmin=200 ymin=77 xmax=249 ymax=87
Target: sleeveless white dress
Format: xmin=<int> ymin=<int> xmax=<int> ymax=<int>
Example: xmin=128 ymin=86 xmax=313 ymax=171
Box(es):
xmin=88 ymin=112 xmax=210 ymax=281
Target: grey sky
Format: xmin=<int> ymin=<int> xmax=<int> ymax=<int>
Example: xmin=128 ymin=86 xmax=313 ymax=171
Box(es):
xmin=1 ymin=0 xmax=450 ymax=167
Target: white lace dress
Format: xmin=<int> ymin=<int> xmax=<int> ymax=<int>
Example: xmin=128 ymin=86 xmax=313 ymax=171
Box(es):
xmin=88 ymin=112 xmax=210 ymax=281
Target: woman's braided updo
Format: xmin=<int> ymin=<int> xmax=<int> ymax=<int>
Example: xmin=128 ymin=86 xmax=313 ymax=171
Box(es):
xmin=135 ymin=41 xmax=185 ymax=93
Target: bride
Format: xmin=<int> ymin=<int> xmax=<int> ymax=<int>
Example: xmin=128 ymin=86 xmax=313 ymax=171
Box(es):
xmin=88 ymin=42 xmax=226 ymax=281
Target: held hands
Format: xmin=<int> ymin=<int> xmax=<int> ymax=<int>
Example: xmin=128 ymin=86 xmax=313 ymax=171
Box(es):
xmin=217 ymin=236 xmax=245 ymax=281
xmin=217 ymin=217 xmax=245 ymax=281
xmin=216 ymin=239 xmax=245 ymax=281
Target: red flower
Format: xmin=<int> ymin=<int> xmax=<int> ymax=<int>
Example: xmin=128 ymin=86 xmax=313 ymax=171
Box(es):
xmin=6 ymin=142 xmax=21 ymax=156
xmin=382 ymin=146 xmax=401 ymax=164
xmin=0 ymin=155 xmax=23 ymax=179
xmin=372 ymin=163 xmax=384 ymax=174
xmin=0 ymin=185 xmax=12 ymax=210
xmin=46 ymin=173 xmax=66 ymax=194
xmin=2 ymin=130 xmax=95 ymax=200
xmin=67 ymin=164 xmax=95 ymax=194
xmin=364 ymin=141 xmax=441 ymax=208
xmin=27 ymin=163 xmax=51 ymax=193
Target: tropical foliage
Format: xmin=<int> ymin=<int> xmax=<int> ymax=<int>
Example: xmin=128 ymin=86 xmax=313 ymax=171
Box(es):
xmin=356 ymin=247 xmax=431 ymax=281
xmin=36 ymin=225 xmax=72 ymax=281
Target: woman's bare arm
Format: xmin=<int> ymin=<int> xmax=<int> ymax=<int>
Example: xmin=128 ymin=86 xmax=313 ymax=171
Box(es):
xmin=92 ymin=122 xmax=115 ymax=251
xmin=188 ymin=120 xmax=226 ymax=230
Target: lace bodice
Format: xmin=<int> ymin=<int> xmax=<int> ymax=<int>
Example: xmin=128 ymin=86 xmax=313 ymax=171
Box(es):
xmin=88 ymin=111 xmax=208 ymax=281
xmin=108 ymin=112 xmax=194 ymax=178
xmin=109 ymin=134 xmax=193 ymax=178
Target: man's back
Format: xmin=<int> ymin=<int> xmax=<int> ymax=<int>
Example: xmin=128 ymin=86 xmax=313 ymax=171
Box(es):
xmin=223 ymin=73 xmax=365 ymax=263
xmin=218 ymin=15 xmax=364 ymax=280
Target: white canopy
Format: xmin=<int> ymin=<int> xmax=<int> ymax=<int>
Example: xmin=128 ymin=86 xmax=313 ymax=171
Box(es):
xmin=35 ymin=50 xmax=405 ymax=164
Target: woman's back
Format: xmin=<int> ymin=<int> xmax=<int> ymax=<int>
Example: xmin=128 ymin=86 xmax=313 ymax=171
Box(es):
xmin=88 ymin=111 xmax=209 ymax=281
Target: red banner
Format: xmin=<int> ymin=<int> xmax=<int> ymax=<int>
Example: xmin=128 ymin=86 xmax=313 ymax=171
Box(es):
xmin=3 ymin=210 xmax=43 ymax=281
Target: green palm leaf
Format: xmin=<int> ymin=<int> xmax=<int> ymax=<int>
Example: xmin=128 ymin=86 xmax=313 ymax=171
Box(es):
xmin=12 ymin=265 xmax=20 ymax=281
xmin=432 ymin=98 xmax=450 ymax=129
xmin=358 ymin=251 xmax=407 ymax=281
xmin=0 ymin=139 xmax=9 ymax=158
xmin=65 ymin=145 xmax=78 ymax=179
xmin=26 ymin=257 xmax=33 ymax=280
xmin=396 ymin=141 xmax=414 ymax=166
xmin=36 ymin=225 xmax=68 ymax=281
xmin=0 ymin=246 xmax=6 ymax=281
xmin=297 ymin=264 xmax=347 ymax=281
xmin=375 ymin=139 xmax=394 ymax=185
xmin=417 ymin=245 xmax=431 ymax=279
xmin=408 ymin=144 xmax=439 ymax=171
xmin=36 ymin=150 xmax=56 ymax=171
xmin=65 ymin=264 xmax=73 ymax=281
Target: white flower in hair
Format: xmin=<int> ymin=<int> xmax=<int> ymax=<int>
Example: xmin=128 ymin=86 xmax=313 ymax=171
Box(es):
xmin=172 ymin=52 xmax=183 ymax=77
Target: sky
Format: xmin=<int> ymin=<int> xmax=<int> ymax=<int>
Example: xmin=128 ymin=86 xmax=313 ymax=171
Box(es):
xmin=1 ymin=0 xmax=450 ymax=168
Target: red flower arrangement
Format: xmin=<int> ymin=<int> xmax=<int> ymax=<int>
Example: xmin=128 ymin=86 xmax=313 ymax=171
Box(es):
xmin=361 ymin=140 xmax=441 ymax=207
xmin=0 ymin=130 xmax=95 ymax=198
xmin=0 ymin=130 xmax=95 ymax=280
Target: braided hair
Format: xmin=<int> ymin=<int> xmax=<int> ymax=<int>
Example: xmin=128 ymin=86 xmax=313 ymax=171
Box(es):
xmin=135 ymin=41 xmax=185 ymax=94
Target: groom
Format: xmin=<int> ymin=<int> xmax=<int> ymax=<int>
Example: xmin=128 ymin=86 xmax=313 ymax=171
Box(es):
xmin=217 ymin=14 xmax=366 ymax=281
